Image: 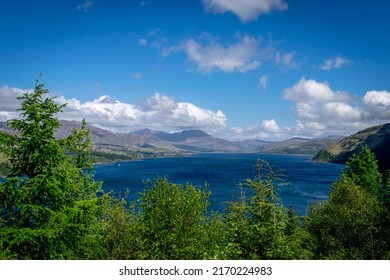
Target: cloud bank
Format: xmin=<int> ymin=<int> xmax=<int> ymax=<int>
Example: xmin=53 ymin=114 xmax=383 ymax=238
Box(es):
xmin=1 ymin=82 xmax=390 ymax=140
xmin=282 ymin=78 xmax=362 ymax=136
xmin=0 ymin=86 xmax=226 ymax=134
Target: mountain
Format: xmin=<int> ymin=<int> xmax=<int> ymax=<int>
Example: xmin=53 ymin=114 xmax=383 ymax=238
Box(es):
xmin=258 ymin=136 xmax=343 ymax=155
xmin=313 ymin=123 xmax=390 ymax=172
xmin=134 ymin=129 xmax=209 ymax=143
xmin=0 ymin=120 xmax=345 ymax=157
xmin=58 ymin=120 xmax=131 ymax=149
xmin=233 ymin=139 xmax=270 ymax=151
xmin=134 ymin=128 xmax=242 ymax=152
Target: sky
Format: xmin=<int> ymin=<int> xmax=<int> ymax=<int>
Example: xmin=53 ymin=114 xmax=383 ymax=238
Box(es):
xmin=1 ymin=0 xmax=390 ymax=140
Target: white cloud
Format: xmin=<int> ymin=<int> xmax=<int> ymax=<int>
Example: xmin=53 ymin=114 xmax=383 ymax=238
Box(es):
xmin=261 ymin=119 xmax=281 ymax=133
xmin=228 ymin=83 xmax=390 ymax=140
xmin=283 ymin=78 xmax=364 ymax=136
xmin=258 ymin=75 xmax=268 ymax=92
xmin=0 ymin=86 xmax=227 ymax=134
xmin=203 ymin=0 xmax=288 ymax=22
xmin=140 ymin=30 xmax=300 ymax=74
xmin=283 ymin=77 xmax=351 ymax=103
xmin=55 ymin=93 xmax=227 ymax=133
xmin=275 ymin=51 xmax=299 ymax=70
xmin=320 ymin=55 xmax=352 ymax=70
xmin=363 ymin=90 xmax=390 ymax=119
xmin=137 ymin=29 xmax=173 ymax=57
xmin=77 ymin=0 xmax=93 ymax=13
xmin=0 ymin=86 xmax=30 ymax=121
xmin=180 ymin=34 xmax=262 ymax=73
xmin=3 ymin=82 xmax=390 ymax=141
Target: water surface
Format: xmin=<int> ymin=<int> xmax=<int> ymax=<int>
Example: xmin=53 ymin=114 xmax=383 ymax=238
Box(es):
xmin=95 ymin=153 xmax=344 ymax=215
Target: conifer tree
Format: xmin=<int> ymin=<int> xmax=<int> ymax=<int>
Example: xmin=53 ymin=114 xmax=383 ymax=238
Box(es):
xmin=226 ymin=160 xmax=300 ymax=259
xmin=0 ymin=78 xmax=101 ymax=259
xmin=341 ymin=145 xmax=382 ymax=196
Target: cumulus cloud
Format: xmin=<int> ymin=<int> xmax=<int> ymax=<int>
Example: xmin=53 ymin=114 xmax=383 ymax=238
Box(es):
xmin=3 ymin=82 xmax=390 ymax=140
xmin=0 ymin=86 xmax=30 ymax=121
xmin=363 ymin=90 xmax=390 ymax=119
xmin=261 ymin=119 xmax=281 ymax=133
xmin=57 ymin=93 xmax=227 ymax=133
xmin=283 ymin=78 xmax=364 ymax=136
xmin=203 ymin=0 xmax=288 ymax=22
xmin=0 ymin=86 xmax=227 ymax=134
xmin=180 ymin=34 xmax=263 ymax=73
xmin=320 ymin=55 xmax=352 ymax=70
xmin=283 ymin=77 xmax=351 ymax=103
xmin=77 ymin=0 xmax=93 ymax=13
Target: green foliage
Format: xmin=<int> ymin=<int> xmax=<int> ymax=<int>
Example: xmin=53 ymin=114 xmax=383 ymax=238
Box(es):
xmin=2 ymin=81 xmax=389 ymax=260
xmin=306 ymin=178 xmax=383 ymax=259
xmin=225 ymin=160 xmax=309 ymax=259
xmin=341 ymin=145 xmax=382 ymax=196
xmin=0 ymin=78 xmax=101 ymax=259
xmin=306 ymin=147 xmax=390 ymax=259
xmin=6 ymin=81 xmax=66 ymax=178
xmin=91 ymin=193 xmax=145 ymax=260
xmin=138 ymin=177 xmax=216 ymax=259
xmin=382 ymin=170 xmax=390 ymax=207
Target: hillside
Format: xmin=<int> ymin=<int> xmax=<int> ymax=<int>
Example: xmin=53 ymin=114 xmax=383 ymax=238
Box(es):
xmin=135 ymin=129 xmax=263 ymax=152
xmin=313 ymin=123 xmax=390 ymax=172
xmin=258 ymin=136 xmax=342 ymax=155
xmin=1 ymin=120 xmax=348 ymax=163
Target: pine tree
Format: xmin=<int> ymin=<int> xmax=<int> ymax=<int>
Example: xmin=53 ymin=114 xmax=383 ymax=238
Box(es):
xmin=0 ymin=78 xmax=101 ymax=259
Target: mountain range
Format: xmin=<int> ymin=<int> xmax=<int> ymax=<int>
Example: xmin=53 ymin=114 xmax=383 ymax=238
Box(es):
xmin=2 ymin=119 xmax=389 ymax=174
xmin=0 ymin=120 xmax=344 ymax=156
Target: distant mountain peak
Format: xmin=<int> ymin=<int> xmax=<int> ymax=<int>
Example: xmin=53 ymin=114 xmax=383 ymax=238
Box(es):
xmin=177 ymin=129 xmax=209 ymax=137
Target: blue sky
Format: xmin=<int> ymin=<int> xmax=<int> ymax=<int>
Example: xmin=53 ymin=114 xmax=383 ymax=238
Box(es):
xmin=1 ymin=0 xmax=390 ymax=140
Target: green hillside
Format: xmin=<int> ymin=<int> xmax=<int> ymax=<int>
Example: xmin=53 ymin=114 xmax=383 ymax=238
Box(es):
xmin=313 ymin=123 xmax=390 ymax=172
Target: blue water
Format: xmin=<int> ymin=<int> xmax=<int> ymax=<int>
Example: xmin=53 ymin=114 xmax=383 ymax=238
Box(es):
xmin=94 ymin=153 xmax=345 ymax=216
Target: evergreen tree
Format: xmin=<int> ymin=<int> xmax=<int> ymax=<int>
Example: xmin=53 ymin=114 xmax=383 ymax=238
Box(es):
xmin=226 ymin=160 xmax=304 ymax=259
xmin=0 ymin=78 xmax=101 ymax=259
xmin=341 ymin=145 xmax=382 ymax=196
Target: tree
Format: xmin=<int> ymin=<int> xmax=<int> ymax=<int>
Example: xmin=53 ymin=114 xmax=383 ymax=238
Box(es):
xmin=138 ymin=177 xmax=215 ymax=259
xmin=91 ymin=193 xmax=145 ymax=260
xmin=341 ymin=145 xmax=382 ymax=196
xmin=0 ymin=78 xmax=101 ymax=259
xmin=225 ymin=160 xmax=305 ymax=259
xmin=306 ymin=178 xmax=383 ymax=259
